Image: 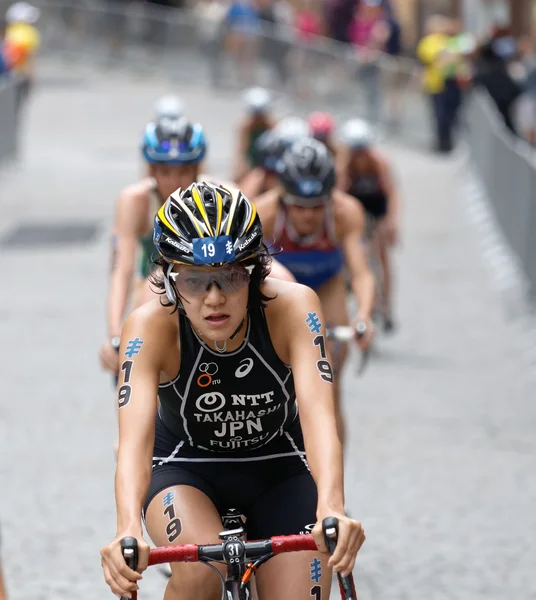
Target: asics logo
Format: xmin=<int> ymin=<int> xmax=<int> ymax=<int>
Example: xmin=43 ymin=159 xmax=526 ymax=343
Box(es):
xmin=235 ymin=358 xmax=254 ymax=378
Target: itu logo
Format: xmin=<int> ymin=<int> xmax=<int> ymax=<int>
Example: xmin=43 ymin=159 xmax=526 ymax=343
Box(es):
xmin=197 ymin=362 xmax=219 ymax=387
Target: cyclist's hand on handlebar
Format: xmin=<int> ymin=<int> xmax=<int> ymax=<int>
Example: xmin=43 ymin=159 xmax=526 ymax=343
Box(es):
xmin=100 ymin=341 xmax=120 ymax=374
xmin=313 ymin=513 xmax=365 ymax=577
xmin=352 ymin=316 xmax=374 ymax=352
xmin=100 ymin=534 xmax=149 ymax=598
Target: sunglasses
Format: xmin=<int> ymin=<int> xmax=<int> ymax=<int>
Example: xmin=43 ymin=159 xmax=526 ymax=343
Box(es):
xmin=170 ymin=264 xmax=253 ymax=296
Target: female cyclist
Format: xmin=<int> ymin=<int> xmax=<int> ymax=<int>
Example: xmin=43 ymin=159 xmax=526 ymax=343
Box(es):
xmin=255 ymin=138 xmax=375 ymax=445
xmin=308 ymin=111 xmax=338 ymax=157
xmin=233 ymin=87 xmax=277 ymax=183
xmin=99 ymin=116 xmax=208 ymax=376
xmin=100 ymin=182 xmax=365 ymax=600
xmin=339 ymin=118 xmax=400 ymax=332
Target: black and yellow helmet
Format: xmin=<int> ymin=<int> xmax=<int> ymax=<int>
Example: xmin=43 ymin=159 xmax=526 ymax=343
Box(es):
xmin=154 ymin=182 xmax=263 ymax=266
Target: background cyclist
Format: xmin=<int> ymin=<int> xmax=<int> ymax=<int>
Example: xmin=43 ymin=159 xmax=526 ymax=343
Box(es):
xmin=256 ymin=138 xmax=375 ymax=445
xmin=233 ymin=86 xmax=278 ymax=183
xmin=308 ymin=111 xmax=338 ymax=157
xmin=99 ymin=116 xmax=208 ymax=376
xmin=339 ymin=118 xmax=401 ymax=332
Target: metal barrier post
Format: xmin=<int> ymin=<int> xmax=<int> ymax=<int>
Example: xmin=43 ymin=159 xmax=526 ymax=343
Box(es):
xmin=526 ymin=170 xmax=536 ymax=299
xmin=0 ymin=75 xmax=21 ymax=167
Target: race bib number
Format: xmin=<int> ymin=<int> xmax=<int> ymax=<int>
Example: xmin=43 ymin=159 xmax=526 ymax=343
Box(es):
xmin=193 ymin=235 xmax=235 ymax=264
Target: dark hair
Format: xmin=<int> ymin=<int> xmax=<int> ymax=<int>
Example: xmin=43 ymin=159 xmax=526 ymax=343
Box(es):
xmin=149 ymin=243 xmax=275 ymax=313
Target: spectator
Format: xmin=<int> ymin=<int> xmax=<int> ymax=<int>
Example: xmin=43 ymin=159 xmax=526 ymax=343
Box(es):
xmin=472 ymin=29 xmax=522 ymax=135
xmin=417 ymin=15 xmax=457 ymax=152
xmin=195 ymin=0 xmax=228 ymax=86
xmin=383 ymin=1 xmax=401 ymax=57
xmin=222 ymin=0 xmax=262 ymax=86
xmin=0 ymin=28 xmax=13 ymax=76
xmin=381 ymin=0 xmax=405 ymax=128
xmin=325 ymin=0 xmax=356 ymax=44
xmin=513 ymin=35 xmax=536 ymax=145
xmin=290 ymin=0 xmax=323 ymax=98
xmin=257 ymin=0 xmax=294 ymax=87
xmin=295 ymin=0 xmax=322 ymax=40
xmin=348 ymin=0 xmax=391 ymax=125
xmin=3 ymin=2 xmax=40 ymax=107
xmin=145 ymin=0 xmax=175 ymax=52
xmin=105 ymin=0 xmax=131 ymax=61
xmin=0 ymin=49 xmax=8 ymax=76
xmin=441 ymin=19 xmax=475 ymax=134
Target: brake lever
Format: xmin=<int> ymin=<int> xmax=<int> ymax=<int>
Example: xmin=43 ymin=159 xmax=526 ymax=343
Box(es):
xmin=322 ymin=517 xmax=358 ymax=600
xmin=120 ymin=537 xmax=139 ymax=600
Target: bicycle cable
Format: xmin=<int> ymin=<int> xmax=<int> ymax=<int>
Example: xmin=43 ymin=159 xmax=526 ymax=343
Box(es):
xmin=240 ymin=554 xmax=273 ymax=589
xmin=200 ymin=559 xmax=226 ymax=600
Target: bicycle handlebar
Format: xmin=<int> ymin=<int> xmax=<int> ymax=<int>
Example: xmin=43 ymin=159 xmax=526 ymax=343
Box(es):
xmin=322 ymin=517 xmax=357 ymax=600
xmin=120 ymin=517 xmax=357 ymax=600
xmin=120 ymin=537 xmax=139 ymax=600
xmin=148 ymin=534 xmax=317 ymax=566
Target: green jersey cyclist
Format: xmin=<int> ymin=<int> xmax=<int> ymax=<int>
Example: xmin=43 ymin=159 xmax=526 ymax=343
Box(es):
xmin=100 ymin=182 xmax=365 ymax=600
xmin=233 ymin=87 xmax=277 ymax=184
xmin=99 ymin=116 xmax=208 ymax=376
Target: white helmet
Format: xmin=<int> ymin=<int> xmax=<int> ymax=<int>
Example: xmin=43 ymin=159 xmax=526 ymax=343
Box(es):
xmin=154 ymin=95 xmax=184 ymax=120
xmin=341 ymin=119 xmax=375 ymax=150
xmin=274 ymin=117 xmax=311 ymax=144
xmin=5 ymin=1 xmax=40 ymax=24
xmin=243 ymin=87 xmax=272 ymax=114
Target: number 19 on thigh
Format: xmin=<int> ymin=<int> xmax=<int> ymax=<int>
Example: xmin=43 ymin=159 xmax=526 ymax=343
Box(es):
xmin=163 ymin=503 xmax=182 ymax=543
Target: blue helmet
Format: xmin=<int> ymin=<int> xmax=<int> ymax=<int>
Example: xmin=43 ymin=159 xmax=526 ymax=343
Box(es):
xmin=141 ymin=117 xmax=207 ymax=165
